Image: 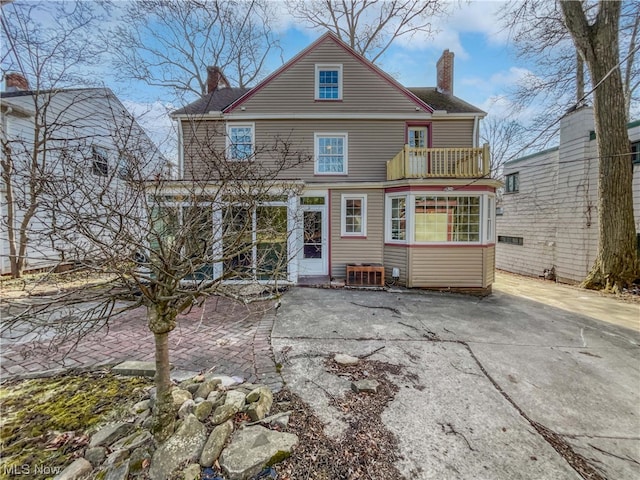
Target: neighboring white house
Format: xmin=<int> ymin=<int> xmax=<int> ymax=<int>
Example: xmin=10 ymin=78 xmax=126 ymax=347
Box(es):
xmin=0 ymin=75 xmax=168 ymax=275
xmin=496 ymin=105 xmax=640 ymax=283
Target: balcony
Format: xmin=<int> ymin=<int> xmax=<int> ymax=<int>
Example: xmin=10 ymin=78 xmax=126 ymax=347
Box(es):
xmin=386 ymin=144 xmax=490 ymax=180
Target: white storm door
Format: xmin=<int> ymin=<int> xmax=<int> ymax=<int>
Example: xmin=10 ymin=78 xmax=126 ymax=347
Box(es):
xmin=298 ymin=204 xmax=328 ymax=276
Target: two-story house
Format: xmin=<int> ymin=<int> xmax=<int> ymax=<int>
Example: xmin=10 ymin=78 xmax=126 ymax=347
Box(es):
xmin=1 ymin=75 xmax=169 ymax=275
xmin=172 ymin=32 xmax=499 ymax=292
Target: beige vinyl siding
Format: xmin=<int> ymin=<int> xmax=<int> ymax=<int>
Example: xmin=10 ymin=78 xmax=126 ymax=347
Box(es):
xmin=181 ymin=119 xmax=226 ymax=180
xmin=383 ymin=245 xmax=408 ymax=285
xmin=431 ymin=119 xmax=475 ymax=148
xmin=237 ymin=40 xmax=422 ymax=115
xmin=329 ymin=188 xmax=384 ymax=278
xmin=182 ymin=117 xmax=477 ymax=182
xmin=408 ymin=247 xmax=485 ymax=287
xmin=483 ymin=246 xmax=495 ymax=287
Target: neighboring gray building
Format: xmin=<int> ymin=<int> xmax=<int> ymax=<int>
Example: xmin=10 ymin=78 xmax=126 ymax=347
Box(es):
xmin=1 ymin=76 xmax=168 ymax=275
xmin=496 ymin=106 xmax=640 ymax=283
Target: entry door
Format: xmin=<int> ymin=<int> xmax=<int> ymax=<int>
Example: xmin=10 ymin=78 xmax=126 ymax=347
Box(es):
xmin=299 ymin=205 xmax=328 ymax=276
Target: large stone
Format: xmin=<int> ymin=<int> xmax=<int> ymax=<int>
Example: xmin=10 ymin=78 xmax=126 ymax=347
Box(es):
xmin=112 ymin=361 xmax=157 ymax=377
xmin=351 ymin=379 xmax=379 ymax=394
xmin=110 ymin=430 xmax=152 ymax=452
xmin=128 ymin=445 xmax=153 ymax=476
xmin=334 ymin=353 xmax=360 ymax=365
xmin=148 ymin=414 xmax=207 ymax=480
xmin=225 ymin=390 xmax=246 ymax=410
xmin=246 ymin=387 xmax=273 ymax=421
xmin=211 ymin=404 xmax=238 ymax=425
xmin=200 ymin=420 xmax=234 ymax=467
xmin=171 ymin=388 xmax=193 ymax=408
xmin=84 ymin=446 xmax=107 ymax=467
xmin=220 ymin=425 xmax=298 ymax=480
xmin=194 ymin=400 xmax=213 ymax=421
xmin=53 ymin=458 xmax=93 ymax=480
xmin=183 ymin=464 xmax=202 ymax=480
xmin=131 ymin=399 xmax=151 ymax=414
xmin=89 ymin=422 xmax=134 ymax=448
xmin=102 ymin=459 xmax=130 ymax=480
xmin=178 ymin=399 xmax=196 ymax=419
xmin=194 ymin=379 xmax=221 ymax=400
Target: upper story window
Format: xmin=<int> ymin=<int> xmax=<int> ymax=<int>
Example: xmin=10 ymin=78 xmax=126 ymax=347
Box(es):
xmin=227 ymin=123 xmax=254 ymax=160
xmin=315 ymin=64 xmax=342 ymax=100
xmin=92 ymin=146 xmax=108 ymax=177
xmin=505 ymin=172 xmax=519 ymax=193
xmin=315 ymin=133 xmax=347 ymax=175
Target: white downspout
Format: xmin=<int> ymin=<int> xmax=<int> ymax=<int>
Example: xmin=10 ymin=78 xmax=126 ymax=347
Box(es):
xmin=176 ymin=119 xmax=184 ymax=179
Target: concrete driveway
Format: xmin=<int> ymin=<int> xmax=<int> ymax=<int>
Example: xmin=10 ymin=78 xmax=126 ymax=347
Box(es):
xmin=271 ymin=275 xmax=640 ymax=480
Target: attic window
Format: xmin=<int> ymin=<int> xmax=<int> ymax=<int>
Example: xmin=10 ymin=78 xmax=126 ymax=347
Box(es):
xmin=315 ymin=64 xmax=342 ymax=100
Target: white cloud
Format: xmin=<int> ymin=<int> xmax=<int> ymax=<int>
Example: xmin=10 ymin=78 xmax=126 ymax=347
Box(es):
xmin=121 ymin=100 xmax=178 ymax=162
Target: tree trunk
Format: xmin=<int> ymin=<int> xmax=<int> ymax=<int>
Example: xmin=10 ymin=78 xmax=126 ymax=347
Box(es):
xmin=561 ymin=0 xmax=640 ymax=292
xmin=148 ymin=306 xmax=178 ymax=442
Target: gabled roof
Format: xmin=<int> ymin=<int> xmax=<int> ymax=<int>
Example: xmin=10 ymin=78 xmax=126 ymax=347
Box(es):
xmin=173 ymin=32 xmax=485 ymax=117
xmin=408 ymin=88 xmax=485 ymax=115
xmin=172 ymin=87 xmax=249 ymax=116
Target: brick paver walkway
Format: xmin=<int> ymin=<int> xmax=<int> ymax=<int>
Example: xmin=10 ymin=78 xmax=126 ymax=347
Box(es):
xmin=0 ymin=296 xmax=282 ymax=390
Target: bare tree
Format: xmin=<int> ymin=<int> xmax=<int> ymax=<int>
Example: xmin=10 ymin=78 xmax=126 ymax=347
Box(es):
xmin=1 ymin=1 xmax=110 ymax=278
xmin=559 ymin=0 xmax=639 ymax=291
xmin=480 ymin=115 xmax=531 ymax=179
xmin=108 ymin=0 xmax=281 ymax=102
xmin=3 ymin=103 xmax=310 ymax=439
xmin=286 ymin=0 xmax=450 ymax=64
xmin=500 ymin=0 xmax=639 ymax=146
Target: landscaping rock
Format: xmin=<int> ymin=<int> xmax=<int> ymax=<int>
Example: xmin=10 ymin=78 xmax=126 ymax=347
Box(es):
xmin=171 ymin=388 xmax=193 ymax=408
xmin=89 ymin=422 xmax=133 ymax=448
xmin=194 ymin=400 xmax=213 ymax=421
xmin=225 ymin=390 xmax=246 ymax=410
xmin=183 ymin=463 xmax=202 ymax=480
xmin=246 ymin=387 xmax=273 ymax=421
xmin=200 ymin=419 xmax=234 ymax=467
xmin=148 ymin=414 xmax=207 ymax=480
xmin=128 ymin=445 xmax=153 ymax=475
xmin=84 ymin=446 xmax=107 ymax=467
xmin=351 ymin=379 xmax=379 ymax=394
xmin=185 ymin=383 xmax=200 ymax=395
xmin=111 ymin=430 xmax=152 ymax=452
xmin=53 ymin=458 xmax=93 ymax=480
xmin=132 ymin=399 xmax=151 ymax=414
xmin=259 ymin=412 xmax=292 ymax=430
xmin=112 ymin=361 xmax=157 ymax=377
xmin=178 ymin=399 xmax=196 ymax=419
xmin=194 ymin=379 xmax=221 ymax=400
xmin=211 ymin=404 xmax=238 ymax=425
xmin=208 ymin=375 xmax=240 ymax=387
xmin=104 ymin=449 xmax=129 ymax=467
xmin=207 ymin=391 xmax=222 ymax=403
xmin=220 ymin=425 xmax=298 ymax=480
xmin=102 ymin=459 xmax=130 ymax=480
xmin=334 ymin=353 xmax=360 ymax=365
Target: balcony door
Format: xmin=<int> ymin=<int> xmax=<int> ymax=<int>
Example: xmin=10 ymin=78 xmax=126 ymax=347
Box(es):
xmin=407 ymin=125 xmax=428 ymax=176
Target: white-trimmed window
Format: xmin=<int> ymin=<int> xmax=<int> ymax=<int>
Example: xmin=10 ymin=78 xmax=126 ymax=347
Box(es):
xmin=341 ymin=194 xmax=367 ymax=237
xmin=227 ymin=123 xmax=254 ymax=160
xmin=315 ymin=64 xmax=343 ymax=100
xmin=315 ymin=133 xmax=347 ymax=174
xmin=389 ymin=196 xmax=406 ymax=241
xmin=505 ymin=172 xmax=519 ymax=193
xmin=386 ymin=193 xmax=493 ymax=245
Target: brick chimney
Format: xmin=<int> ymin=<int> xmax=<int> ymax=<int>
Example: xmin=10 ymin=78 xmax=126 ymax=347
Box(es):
xmin=436 ymin=50 xmax=454 ymax=96
xmin=5 ymin=72 xmax=29 ymax=92
xmin=206 ymin=66 xmax=230 ymax=94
